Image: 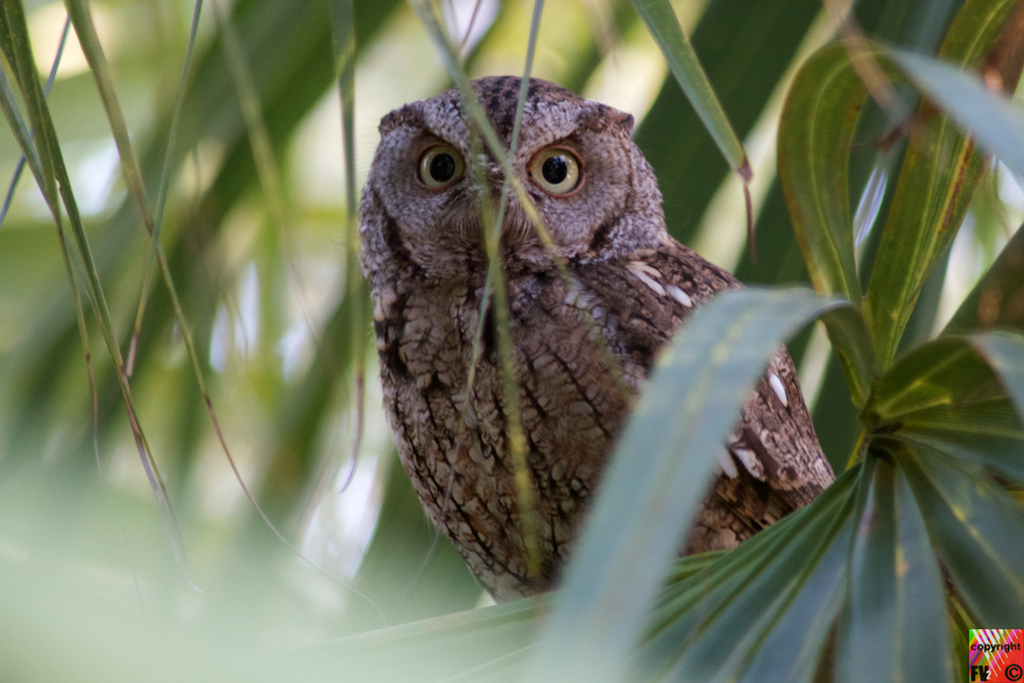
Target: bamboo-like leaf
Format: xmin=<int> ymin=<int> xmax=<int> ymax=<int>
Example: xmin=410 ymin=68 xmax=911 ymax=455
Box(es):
xmin=128 ymin=0 xmax=203 ymax=374
xmin=650 ymin=469 xmax=855 ymax=644
xmin=326 ymin=0 xmax=369 ymax=507
xmin=410 ymin=0 xmax=574 ymax=577
xmin=194 ymin=0 xmax=399 ymax=510
xmin=328 ymin=0 xmax=358 ymax=204
xmin=777 ymin=43 xmax=889 ymax=408
xmin=212 ymin=0 xmax=287 ymax=230
xmin=71 ymin=0 xmax=327 ymax=573
xmin=64 ymin=0 xmax=152 ymax=232
xmin=896 ymin=399 xmax=1024 ymax=484
xmin=3 ymin=0 xmax=191 ymax=583
xmin=2 ymin=2 xmax=60 ymax=212
xmin=628 ymin=0 xmax=749 ymax=176
xmin=0 ymin=62 xmax=45 ymax=204
xmin=525 ymin=288 xmax=850 ymax=683
xmin=0 ymin=15 xmax=68 ymax=224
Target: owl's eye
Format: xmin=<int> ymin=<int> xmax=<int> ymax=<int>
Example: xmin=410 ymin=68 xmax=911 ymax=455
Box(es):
xmin=418 ymin=144 xmax=465 ymax=188
xmin=530 ymin=148 xmax=581 ymax=195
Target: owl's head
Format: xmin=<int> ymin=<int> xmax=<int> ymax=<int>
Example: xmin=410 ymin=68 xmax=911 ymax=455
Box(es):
xmin=360 ymin=76 xmax=666 ymax=281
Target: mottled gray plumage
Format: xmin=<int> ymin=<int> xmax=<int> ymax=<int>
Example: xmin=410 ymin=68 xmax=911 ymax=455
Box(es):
xmin=360 ymin=76 xmax=834 ymax=602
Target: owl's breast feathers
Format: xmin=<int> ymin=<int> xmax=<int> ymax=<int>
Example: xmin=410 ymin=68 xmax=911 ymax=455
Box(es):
xmin=370 ymin=230 xmax=833 ymax=597
xmin=578 ymin=236 xmax=835 ymax=550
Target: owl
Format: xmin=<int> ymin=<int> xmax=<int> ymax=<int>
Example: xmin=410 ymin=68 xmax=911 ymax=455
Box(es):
xmin=359 ymin=76 xmax=834 ymax=602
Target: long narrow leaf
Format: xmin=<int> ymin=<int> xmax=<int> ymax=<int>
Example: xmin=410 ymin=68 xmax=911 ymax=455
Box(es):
xmin=64 ymin=0 xmax=152 ymax=232
xmin=777 ymin=43 xmax=885 ymax=407
xmin=866 ymin=0 xmax=1020 ymax=370
xmin=890 ymin=49 xmax=1024 ymax=178
xmin=869 ymin=336 xmax=1001 ymax=421
xmin=635 ymin=0 xmax=820 ymax=246
xmin=778 ymin=42 xmax=872 ymax=304
xmin=0 ymin=15 xmax=68 ymax=224
xmin=0 ymin=62 xmax=45 ymax=200
xmin=944 ymin=222 xmax=1024 ymax=333
xmin=820 ymin=306 xmax=876 ymax=410
xmin=868 ymin=334 xmax=1024 ymax=481
xmin=836 ymin=453 xmax=952 ymax=683
xmin=3 ymin=0 xmax=191 ymax=583
xmin=896 ymin=399 xmax=1024 ymax=484
xmin=651 ymin=471 xmax=857 ymax=683
xmin=970 ymin=331 xmax=1024 ymax=422
xmin=525 ymin=288 xmax=850 ymax=683
xmin=629 ymin=0 xmax=749 ymax=176
xmin=650 ymin=468 xmax=856 ymax=646
xmin=896 ymin=442 xmax=1024 ymax=624
xmin=128 ymin=0 xmax=203 ymax=374
xmin=735 ymin=524 xmax=850 ymax=683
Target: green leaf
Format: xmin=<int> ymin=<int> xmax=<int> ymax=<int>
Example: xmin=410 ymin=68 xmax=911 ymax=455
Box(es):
xmin=127 ymin=0 xmax=203 ymax=360
xmin=635 ymin=0 xmax=820 ymax=245
xmin=820 ymin=306 xmax=876 ymax=410
xmin=866 ymin=0 xmax=1021 ymax=371
xmin=64 ymin=0 xmax=152 ymax=231
xmin=647 ymin=468 xmax=857 ymax=682
xmin=276 ymin=597 xmax=543 ymax=682
xmin=776 ymin=43 xmax=885 ymax=407
xmin=892 ymin=49 xmax=1024 ymax=177
xmin=864 ymin=77 xmax=982 ymax=375
xmin=970 ymin=330 xmax=1024 ymax=423
xmin=0 ymin=67 xmax=44 ymax=191
xmin=2 ymin=0 xmax=192 ymax=582
xmin=734 ymin=523 xmax=849 ymax=683
xmin=869 ymin=337 xmax=1002 ymax=422
xmin=895 ymin=442 xmax=1024 ymax=625
xmin=650 ymin=470 xmax=854 ymax=643
xmin=836 ymin=454 xmax=952 ymax=683
xmin=778 ymin=42 xmax=872 ymax=305
xmin=868 ymin=335 xmax=1024 ymax=483
xmin=897 ymin=399 xmax=1024 ymax=485
xmin=629 ymin=0 xmax=748 ymax=175
xmin=525 ymin=288 xmax=850 ymax=683
xmin=944 ymin=222 xmax=1024 ymax=333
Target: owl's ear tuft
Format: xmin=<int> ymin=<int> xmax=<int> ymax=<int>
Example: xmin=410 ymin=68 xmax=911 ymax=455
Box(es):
xmin=617 ymin=112 xmax=635 ymax=134
xmin=580 ymin=104 xmax=634 ymax=135
xmin=379 ymin=104 xmax=426 ymax=136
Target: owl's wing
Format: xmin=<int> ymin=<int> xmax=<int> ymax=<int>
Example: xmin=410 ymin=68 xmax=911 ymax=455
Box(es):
xmin=573 ymin=233 xmax=834 ymax=550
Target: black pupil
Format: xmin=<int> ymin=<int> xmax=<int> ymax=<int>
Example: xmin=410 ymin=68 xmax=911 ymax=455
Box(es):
xmin=429 ymin=152 xmax=456 ymax=182
xmin=541 ymin=155 xmax=568 ymax=185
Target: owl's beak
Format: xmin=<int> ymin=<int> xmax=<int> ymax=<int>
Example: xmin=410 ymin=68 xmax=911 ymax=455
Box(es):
xmin=465 ymin=159 xmax=534 ymax=244
xmin=476 ymin=162 xmax=508 ymax=207
xmin=485 ymin=163 xmax=504 ymax=193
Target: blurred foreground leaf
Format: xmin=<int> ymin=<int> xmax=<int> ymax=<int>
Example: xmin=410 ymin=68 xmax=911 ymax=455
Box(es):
xmin=527 ymin=288 xmax=849 ymax=683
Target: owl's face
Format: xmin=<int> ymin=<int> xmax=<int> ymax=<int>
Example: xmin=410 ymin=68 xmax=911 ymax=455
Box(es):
xmin=360 ymin=77 xmax=667 ymax=281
